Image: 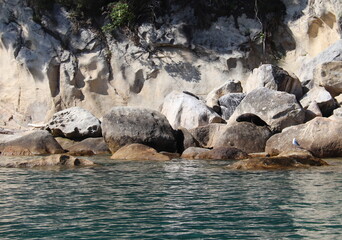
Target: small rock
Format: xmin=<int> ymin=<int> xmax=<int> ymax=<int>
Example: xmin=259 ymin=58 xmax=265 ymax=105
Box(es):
xmin=181 ymin=147 xmax=210 ymax=159
xmin=196 ymin=147 xmax=248 ymax=160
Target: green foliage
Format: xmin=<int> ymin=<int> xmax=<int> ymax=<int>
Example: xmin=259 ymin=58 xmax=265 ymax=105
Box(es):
xmin=102 ymin=1 xmax=134 ymax=33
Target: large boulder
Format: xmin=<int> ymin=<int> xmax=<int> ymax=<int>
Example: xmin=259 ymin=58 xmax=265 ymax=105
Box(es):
xmin=101 ymin=107 xmax=177 ymax=153
xmin=3 ymin=154 xmax=95 ymax=168
xmin=218 ymin=93 xmax=246 ymax=120
xmin=299 ymin=86 xmax=336 ymax=116
xmin=161 ymin=91 xmax=224 ymax=130
xmin=205 ymin=80 xmax=243 ymax=112
xmin=46 ymin=107 xmax=102 ymax=140
xmin=245 ymin=64 xmax=303 ymax=99
xmin=228 ymin=88 xmax=305 ymax=132
xmin=111 ymin=144 xmax=171 ymax=161
xmin=266 ymin=117 xmax=342 ymax=158
xmin=0 ymin=130 xmax=64 ymax=156
xmin=212 ymin=122 xmax=273 ymax=153
xmin=313 ymin=61 xmax=342 ymax=97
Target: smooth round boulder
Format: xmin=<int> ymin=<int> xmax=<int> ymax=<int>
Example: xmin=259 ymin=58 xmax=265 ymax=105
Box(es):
xmin=111 ymin=144 xmax=170 ymax=161
xmin=181 ymin=147 xmax=210 ymax=159
xmin=0 ymin=130 xmax=65 ymax=156
xmin=196 ymin=147 xmax=248 ymax=160
xmin=101 ymin=107 xmax=177 ymax=153
xmin=212 ymin=122 xmax=273 ymax=153
xmin=67 ymin=137 xmax=111 ymax=155
xmin=46 ymin=107 xmax=102 ymax=140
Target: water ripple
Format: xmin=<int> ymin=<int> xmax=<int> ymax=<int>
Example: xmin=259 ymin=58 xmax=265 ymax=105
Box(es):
xmin=0 ymin=157 xmax=341 ymax=239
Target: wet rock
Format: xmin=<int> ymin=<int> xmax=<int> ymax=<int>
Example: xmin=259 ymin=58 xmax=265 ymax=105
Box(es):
xmin=161 ymin=91 xmax=224 ymax=130
xmin=228 ymin=155 xmax=328 ymax=170
xmin=196 ymin=147 xmax=248 ymax=160
xmin=46 ymin=107 xmax=102 ymax=140
xmin=0 ymin=130 xmax=64 ymax=156
xmin=266 ymin=117 xmax=342 ymax=158
xmin=245 ymin=64 xmax=303 ymax=99
xmin=102 ymin=107 xmax=177 ymax=153
xmin=111 ymin=144 xmax=171 ymax=161
xmin=228 ymin=88 xmax=305 ymax=132
xmin=3 ymin=154 xmax=95 ymax=168
xmin=212 ymin=122 xmax=273 ymax=153
xmin=181 ymin=147 xmax=210 ymax=159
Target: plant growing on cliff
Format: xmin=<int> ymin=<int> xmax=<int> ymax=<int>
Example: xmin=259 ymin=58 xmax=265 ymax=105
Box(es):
xmin=102 ymin=1 xmax=134 ymax=33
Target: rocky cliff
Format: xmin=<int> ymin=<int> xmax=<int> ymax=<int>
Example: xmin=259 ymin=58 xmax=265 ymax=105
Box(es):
xmin=0 ymin=0 xmax=341 ymax=129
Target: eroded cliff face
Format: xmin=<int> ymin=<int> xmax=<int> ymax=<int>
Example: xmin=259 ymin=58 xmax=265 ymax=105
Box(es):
xmin=0 ymin=0 xmax=340 ymax=129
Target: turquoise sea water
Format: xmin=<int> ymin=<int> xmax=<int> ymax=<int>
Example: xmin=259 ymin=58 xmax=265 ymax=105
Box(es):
xmin=0 ymin=157 xmax=341 ymax=239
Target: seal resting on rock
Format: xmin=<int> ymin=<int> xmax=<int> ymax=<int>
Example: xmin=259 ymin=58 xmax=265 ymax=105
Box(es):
xmin=236 ymin=113 xmax=268 ymax=127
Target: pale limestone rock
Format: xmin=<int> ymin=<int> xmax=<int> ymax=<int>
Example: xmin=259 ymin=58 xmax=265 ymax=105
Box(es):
xmin=161 ymin=91 xmax=224 ymax=130
xmin=228 ymin=88 xmax=305 ymax=132
xmin=245 ymin=64 xmax=303 ymax=99
xmin=300 ymin=86 xmax=336 ymax=116
xmin=313 ymin=61 xmax=342 ymax=97
xmin=205 ymin=80 xmax=242 ymax=111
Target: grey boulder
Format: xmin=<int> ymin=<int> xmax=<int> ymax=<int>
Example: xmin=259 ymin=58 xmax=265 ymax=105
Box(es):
xmin=101 ymin=107 xmax=177 ymax=153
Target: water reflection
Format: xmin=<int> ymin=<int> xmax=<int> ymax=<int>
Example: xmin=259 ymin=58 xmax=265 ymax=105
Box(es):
xmin=0 ymin=157 xmax=341 ymax=239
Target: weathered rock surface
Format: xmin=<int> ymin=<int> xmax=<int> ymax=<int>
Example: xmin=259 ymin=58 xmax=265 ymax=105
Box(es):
xmin=212 ymin=122 xmax=273 ymax=153
xmin=228 ymin=155 xmax=328 ymax=170
xmin=0 ymin=130 xmax=64 ymax=156
xmin=161 ymin=91 xmax=224 ymax=130
xmin=218 ymin=93 xmax=246 ymax=120
xmin=245 ymin=64 xmax=303 ymax=99
xmin=101 ymin=107 xmax=177 ymax=153
xmin=313 ymin=61 xmax=342 ymax=97
xmin=111 ymin=144 xmax=170 ymax=161
xmin=181 ymin=147 xmax=210 ymax=160
xmin=189 ymin=123 xmax=226 ymax=148
xmin=67 ymin=137 xmax=111 ymax=155
xmin=299 ymin=40 xmax=342 ymax=83
xmin=46 ymin=107 xmax=102 ymax=140
xmin=300 ymin=86 xmax=336 ymax=117
xmin=196 ymin=147 xmax=248 ymax=160
xmin=266 ymin=117 xmax=342 ymax=158
xmin=228 ymin=88 xmax=305 ymax=132
xmin=2 ymin=154 xmax=95 ymax=168
xmin=205 ymin=81 xmax=243 ymax=112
